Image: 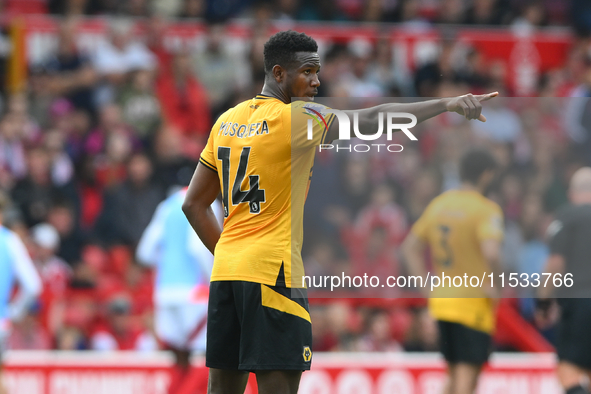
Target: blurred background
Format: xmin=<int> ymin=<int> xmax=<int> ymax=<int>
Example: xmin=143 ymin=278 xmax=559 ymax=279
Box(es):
xmin=1 ymin=0 xmax=591 ymax=392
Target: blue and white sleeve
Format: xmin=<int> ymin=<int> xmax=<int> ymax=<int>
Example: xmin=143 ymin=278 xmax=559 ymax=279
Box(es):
xmin=136 ymin=200 xmax=167 ymax=267
xmin=8 ymin=231 xmax=42 ymax=322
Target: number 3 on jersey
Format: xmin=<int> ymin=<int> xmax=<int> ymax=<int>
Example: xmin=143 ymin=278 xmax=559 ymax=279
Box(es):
xmin=438 ymin=224 xmax=454 ymax=267
xmin=218 ymin=146 xmax=266 ymax=217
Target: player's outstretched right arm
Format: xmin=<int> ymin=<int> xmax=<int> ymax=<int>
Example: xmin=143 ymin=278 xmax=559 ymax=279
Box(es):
xmin=326 ymin=92 xmax=498 ymax=143
xmin=183 ymin=164 xmax=223 ymax=255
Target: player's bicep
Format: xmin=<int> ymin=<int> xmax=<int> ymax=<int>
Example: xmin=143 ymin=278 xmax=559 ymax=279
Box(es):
xmin=183 ymin=163 xmax=223 ymax=255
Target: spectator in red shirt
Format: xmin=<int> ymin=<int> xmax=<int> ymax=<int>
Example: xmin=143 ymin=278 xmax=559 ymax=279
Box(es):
xmin=354 ymin=310 xmax=402 ymax=352
xmin=7 ymin=304 xmax=51 ymax=350
xmin=341 ymin=184 xmax=407 ymax=287
xmin=30 ymin=223 xmax=72 ymax=337
xmin=90 ymin=295 xmax=157 ymax=351
xmin=156 ymin=52 xmax=211 ymax=156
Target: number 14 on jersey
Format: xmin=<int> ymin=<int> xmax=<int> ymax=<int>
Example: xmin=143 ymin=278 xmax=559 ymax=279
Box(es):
xmin=218 ymin=146 xmax=266 ymax=217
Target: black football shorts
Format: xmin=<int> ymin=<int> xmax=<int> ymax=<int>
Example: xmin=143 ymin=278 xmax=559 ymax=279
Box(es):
xmin=557 ymin=298 xmax=591 ymax=369
xmin=438 ymin=320 xmax=492 ymax=365
xmin=206 ymin=281 xmax=313 ymax=371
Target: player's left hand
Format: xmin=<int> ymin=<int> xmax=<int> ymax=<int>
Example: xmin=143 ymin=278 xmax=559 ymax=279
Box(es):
xmin=534 ymin=298 xmax=559 ymax=329
xmin=445 ymin=91 xmax=499 ymax=122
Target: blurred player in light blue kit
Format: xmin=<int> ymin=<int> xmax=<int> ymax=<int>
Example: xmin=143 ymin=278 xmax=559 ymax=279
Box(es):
xmin=0 ymin=194 xmax=42 ymax=394
xmin=137 ymin=187 xmax=222 ymax=394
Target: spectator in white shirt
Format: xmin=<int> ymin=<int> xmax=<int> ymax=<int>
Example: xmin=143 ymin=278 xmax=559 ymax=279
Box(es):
xmin=92 ymin=18 xmax=156 ymax=105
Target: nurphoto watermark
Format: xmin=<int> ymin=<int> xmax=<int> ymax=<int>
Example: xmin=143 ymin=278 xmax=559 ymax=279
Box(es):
xmin=296 ymin=98 xmax=419 ymax=154
xmin=307 ymin=109 xmax=417 ymax=153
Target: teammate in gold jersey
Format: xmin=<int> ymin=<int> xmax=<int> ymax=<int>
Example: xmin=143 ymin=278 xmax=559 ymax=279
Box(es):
xmin=182 ymin=30 xmax=498 ymax=394
xmin=402 ymin=150 xmax=503 ymax=394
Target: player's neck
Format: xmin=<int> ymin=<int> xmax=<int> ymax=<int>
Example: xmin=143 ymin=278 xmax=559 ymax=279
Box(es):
xmin=260 ymin=81 xmax=290 ymax=104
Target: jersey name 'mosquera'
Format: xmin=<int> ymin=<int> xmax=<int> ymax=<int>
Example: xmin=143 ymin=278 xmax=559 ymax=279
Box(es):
xmin=217 ymin=121 xmax=270 ymax=139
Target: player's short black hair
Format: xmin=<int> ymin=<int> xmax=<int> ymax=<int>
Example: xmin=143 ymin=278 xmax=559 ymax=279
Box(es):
xmin=460 ymin=149 xmax=498 ymax=184
xmin=263 ymin=30 xmax=318 ymax=74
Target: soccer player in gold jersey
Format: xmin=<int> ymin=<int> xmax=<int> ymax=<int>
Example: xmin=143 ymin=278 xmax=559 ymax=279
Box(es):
xmin=182 ymin=30 xmax=498 ymax=394
xmin=402 ymin=149 xmax=503 ymax=394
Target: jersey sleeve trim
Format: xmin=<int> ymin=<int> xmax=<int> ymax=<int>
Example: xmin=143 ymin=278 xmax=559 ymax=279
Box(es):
xmin=199 ymin=158 xmax=217 ymax=172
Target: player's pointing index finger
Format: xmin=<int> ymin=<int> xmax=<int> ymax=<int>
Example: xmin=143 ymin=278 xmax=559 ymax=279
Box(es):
xmin=476 ymin=92 xmax=499 ymax=102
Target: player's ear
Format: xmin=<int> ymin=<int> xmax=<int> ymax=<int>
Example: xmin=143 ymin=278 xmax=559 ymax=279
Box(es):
xmin=272 ymin=65 xmax=284 ymax=83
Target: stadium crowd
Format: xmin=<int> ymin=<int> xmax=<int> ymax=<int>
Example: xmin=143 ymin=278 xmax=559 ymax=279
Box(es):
xmin=1 ymin=1 xmax=591 ymax=354
xmin=0 ymin=0 xmax=586 ymax=32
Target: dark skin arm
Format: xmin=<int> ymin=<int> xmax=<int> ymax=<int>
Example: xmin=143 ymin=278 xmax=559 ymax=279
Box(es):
xmin=538 ymin=254 xmax=566 ymax=299
xmin=258 ymin=51 xmax=498 ymax=142
xmin=535 ymin=254 xmax=564 ymax=327
xmin=327 ymin=92 xmax=498 ymax=142
xmin=182 ymin=164 xmax=222 ymax=255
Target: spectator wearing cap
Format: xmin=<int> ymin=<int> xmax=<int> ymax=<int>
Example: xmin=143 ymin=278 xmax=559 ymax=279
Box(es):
xmin=30 ymin=223 xmax=72 ymax=337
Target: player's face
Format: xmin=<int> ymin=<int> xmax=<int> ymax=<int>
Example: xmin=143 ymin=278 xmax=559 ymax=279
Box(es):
xmin=286 ymin=52 xmax=321 ymax=101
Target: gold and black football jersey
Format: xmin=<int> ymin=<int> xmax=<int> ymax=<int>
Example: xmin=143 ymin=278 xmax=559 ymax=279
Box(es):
xmin=411 ymin=189 xmax=504 ymax=333
xmin=200 ymin=95 xmax=334 ymax=288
